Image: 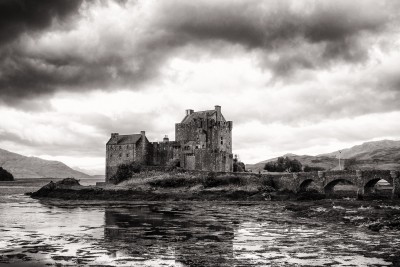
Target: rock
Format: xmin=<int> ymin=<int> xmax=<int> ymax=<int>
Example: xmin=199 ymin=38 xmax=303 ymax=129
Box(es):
xmin=31 ymin=178 xmax=80 ymax=198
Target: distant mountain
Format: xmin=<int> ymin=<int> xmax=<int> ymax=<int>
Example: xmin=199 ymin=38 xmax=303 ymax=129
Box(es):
xmin=319 ymin=140 xmax=400 ymax=159
xmin=0 ymin=148 xmax=91 ymax=178
xmin=246 ymin=140 xmax=400 ymax=172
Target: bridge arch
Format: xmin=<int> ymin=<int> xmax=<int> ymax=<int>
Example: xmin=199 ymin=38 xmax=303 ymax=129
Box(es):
xmin=324 ymin=178 xmax=356 ymax=195
xmin=299 ymin=179 xmax=317 ymax=192
xmin=361 ymin=170 xmax=393 ymax=195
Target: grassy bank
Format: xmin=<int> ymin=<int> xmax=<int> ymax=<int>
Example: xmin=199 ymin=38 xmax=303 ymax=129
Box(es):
xmin=30 ymin=171 xmax=285 ymax=201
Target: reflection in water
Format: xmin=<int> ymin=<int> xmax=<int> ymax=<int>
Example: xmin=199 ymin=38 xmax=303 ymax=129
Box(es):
xmin=104 ymin=205 xmax=236 ymax=266
xmin=1 ymin=181 xmax=400 ymax=266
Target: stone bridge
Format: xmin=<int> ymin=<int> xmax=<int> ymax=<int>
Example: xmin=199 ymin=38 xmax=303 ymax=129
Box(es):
xmin=270 ymin=170 xmax=400 ymax=199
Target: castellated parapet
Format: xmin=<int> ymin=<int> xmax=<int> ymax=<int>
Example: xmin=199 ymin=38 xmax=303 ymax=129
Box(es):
xmin=105 ymin=106 xmax=233 ymax=182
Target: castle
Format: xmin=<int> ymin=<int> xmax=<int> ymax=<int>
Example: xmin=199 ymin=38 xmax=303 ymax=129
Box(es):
xmin=106 ymin=105 xmax=233 ymax=182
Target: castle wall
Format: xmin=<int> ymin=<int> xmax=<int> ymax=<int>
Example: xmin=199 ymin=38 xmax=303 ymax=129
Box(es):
xmin=106 ymin=144 xmax=135 ymax=182
xmin=148 ymin=141 xmax=180 ymax=166
xmin=105 ymin=136 xmax=150 ymax=182
xmin=106 ymin=106 xmax=234 ymax=178
xmin=175 ymin=115 xmax=233 ymax=172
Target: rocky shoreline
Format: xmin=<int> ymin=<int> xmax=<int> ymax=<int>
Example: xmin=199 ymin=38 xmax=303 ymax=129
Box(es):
xmin=28 ymin=178 xmax=400 ymax=234
xmin=28 ymin=178 xmax=325 ymax=201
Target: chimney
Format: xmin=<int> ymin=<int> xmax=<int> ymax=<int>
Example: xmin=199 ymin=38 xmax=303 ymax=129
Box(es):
xmin=163 ymin=135 xmax=169 ymax=143
xmin=215 ymin=105 xmax=221 ymax=121
xmin=111 ymin=133 xmax=119 ymax=138
xmin=186 ymin=109 xmax=194 ymax=116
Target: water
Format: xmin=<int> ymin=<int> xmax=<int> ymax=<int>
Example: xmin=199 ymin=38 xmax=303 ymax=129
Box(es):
xmin=1 ymin=179 xmax=400 ymax=266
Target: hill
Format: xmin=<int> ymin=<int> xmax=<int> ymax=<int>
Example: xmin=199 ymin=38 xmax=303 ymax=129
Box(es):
xmin=246 ymin=140 xmax=400 ymax=172
xmin=0 ymin=148 xmax=91 ymax=179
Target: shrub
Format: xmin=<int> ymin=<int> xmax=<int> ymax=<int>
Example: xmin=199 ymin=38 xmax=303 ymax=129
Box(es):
xmin=303 ymin=165 xmax=325 ymax=172
xmin=264 ymin=156 xmax=302 ymax=172
xmin=233 ymin=155 xmax=246 ymax=172
xmin=110 ymin=162 xmax=142 ymax=184
xmin=202 ymin=172 xmax=244 ymax=188
xmin=0 ymin=167 xmax=14 ymax=181
xmin=148 ymin=175 xmax=198 ymax=188
xmin=166 ymin=158 xmax=180 ymax=171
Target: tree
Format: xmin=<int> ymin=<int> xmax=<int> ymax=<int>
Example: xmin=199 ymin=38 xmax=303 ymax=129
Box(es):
xmin=303 ymin=165 xmax=325 ymax=172
xmin=233 ymin=154 xmax=246 ymax=172
xmin=0 ymin=167 xmax=14 ymax=181
xmin=344 ymin=158 xmax=357 ymax=170
xmin=263 ymin=157 xmax=303 ymax=173
xmin=288 ymin=158 xmax=302 ymax=172
xmin=110 ymin=162 xmax=142 ymax=184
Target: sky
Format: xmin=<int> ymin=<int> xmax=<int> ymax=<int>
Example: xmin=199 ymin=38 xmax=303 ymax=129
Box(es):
xmin=1 ymin=0 xmax=400 ymax=175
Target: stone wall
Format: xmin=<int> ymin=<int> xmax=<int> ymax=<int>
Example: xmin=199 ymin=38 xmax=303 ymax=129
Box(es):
xmin=148 ymin=141 xmax=180 ymax=166
xmin=105 ymin=135 xmax=150 ymax=182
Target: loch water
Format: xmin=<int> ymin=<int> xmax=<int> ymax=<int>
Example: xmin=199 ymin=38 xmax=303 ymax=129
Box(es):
xmin=1 ymin=179 xmax=400 ymax=266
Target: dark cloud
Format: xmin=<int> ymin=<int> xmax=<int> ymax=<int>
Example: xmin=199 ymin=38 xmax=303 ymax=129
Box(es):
xmin=0 ymin=0 xmax=83 ymax=46
xmin=0 ymin=0 xmax=398 ymax=104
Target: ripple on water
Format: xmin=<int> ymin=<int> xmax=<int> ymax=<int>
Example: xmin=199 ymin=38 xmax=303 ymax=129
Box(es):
xmin=0 ymin=187 xmax=400 ymax=266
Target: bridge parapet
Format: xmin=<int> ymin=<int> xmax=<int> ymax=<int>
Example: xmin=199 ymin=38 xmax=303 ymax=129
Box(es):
xmin=323 ymin=170 xmax=358 ymax=187
xmin=270 ymin=173 xmax=296 ymax=192
xmin=264 ymin=169 xmax=400 ymax=199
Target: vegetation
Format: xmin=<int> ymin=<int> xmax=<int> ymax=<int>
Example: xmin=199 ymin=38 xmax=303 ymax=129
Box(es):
xmin=0 ymin=167 xmax=14 ymax=181
xmin=303 ymin=165 xmax=325 ymax=172
xmin=264 ymin=156 xmax=302 ymax=172
xmin=110 ymin=162 xmax=142 ymax=184
xmin=166 ymin=158 xmax=180 ymax=171
xmin=233 ymin=155 xmax=246 ymax=172
xmin=344 ymin=158 xmax=358 ymax=170
xmin=119 ymin=170 xmax=275 ymax=193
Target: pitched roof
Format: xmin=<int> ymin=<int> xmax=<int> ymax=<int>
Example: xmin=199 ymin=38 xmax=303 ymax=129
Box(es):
xmin=181 ymin=110 xmax=224 ymax=123
xmin=107 ymin=134 xmax=142 ymax=145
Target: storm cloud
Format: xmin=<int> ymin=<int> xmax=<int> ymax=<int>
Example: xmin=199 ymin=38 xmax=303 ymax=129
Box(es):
xmin=1 ymin=0 xmax=400 ymax=172
xmin=0 ymin=0 xmax=397 ymax=103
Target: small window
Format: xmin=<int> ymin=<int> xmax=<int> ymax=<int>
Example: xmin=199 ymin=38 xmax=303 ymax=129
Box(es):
xmin=195 ymin=146 xmax=198 ymax=149
xmin=126 ymin=153 xmax=129 ymax=157
xmin=221 ymin=141 xmax=223 ymax=145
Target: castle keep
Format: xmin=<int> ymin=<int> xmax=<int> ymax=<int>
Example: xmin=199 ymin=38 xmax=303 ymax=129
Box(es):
xmin=106 ymin=106 xmax=233 ymax=181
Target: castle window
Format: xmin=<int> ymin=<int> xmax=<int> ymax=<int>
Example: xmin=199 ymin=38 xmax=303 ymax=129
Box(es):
xmin=126 ymin=153 xmax=129 ymax=157
xmin=221 ymin=141 xmax=223 ymax=145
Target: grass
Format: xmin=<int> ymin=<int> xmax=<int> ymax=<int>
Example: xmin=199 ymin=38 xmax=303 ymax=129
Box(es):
xmin=118 ymin=171 xmax=276 ymax=193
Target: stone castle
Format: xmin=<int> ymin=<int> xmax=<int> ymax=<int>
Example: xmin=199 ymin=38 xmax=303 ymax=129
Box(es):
xmin=106 ymin=105 xmax=233 ymax=182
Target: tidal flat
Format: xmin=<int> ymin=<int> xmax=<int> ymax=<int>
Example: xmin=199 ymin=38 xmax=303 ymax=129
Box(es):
xmin=1 ymin=179 xmax=400 ymax=266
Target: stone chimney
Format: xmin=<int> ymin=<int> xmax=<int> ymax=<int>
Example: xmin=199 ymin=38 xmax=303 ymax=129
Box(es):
xmin=163 ymin=135 xmax=169 ymax=143
xmin=215 ymin=105 xmax=221 ymax=121
xmin=186 ymin=109 xmax=194 ymax=116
